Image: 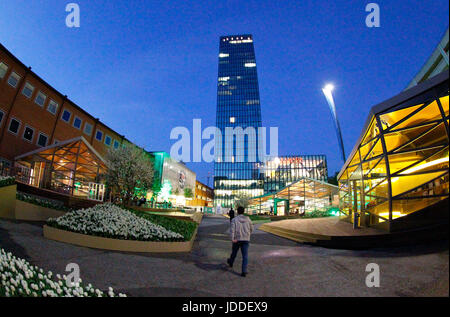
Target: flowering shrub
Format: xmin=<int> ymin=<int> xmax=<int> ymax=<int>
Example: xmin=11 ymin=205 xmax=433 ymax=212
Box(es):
xmin=16 ymin=193 xmax=72 ymax=212
xmin=0 ymin=248 xmax=126 ymax=297
xmin=47 ymin=203 xmax=184 ymax=242
xmin=0 ymin=176 xmax=15 ymax=188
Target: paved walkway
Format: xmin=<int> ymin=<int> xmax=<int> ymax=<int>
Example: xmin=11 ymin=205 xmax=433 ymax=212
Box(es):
xmin=263 ymin=217 xmax=386 ymax=236
xmin=0 ymin=216 xmax=448 ymax=297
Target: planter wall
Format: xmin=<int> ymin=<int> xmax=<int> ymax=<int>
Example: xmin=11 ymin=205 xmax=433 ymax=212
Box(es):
xmin=0 ymin=184 xmax=17 ymax=219
xmin=43 ymin=226 xmax=198 ymax=253
xmin=15 ymin=200 xmax=67 ymax=221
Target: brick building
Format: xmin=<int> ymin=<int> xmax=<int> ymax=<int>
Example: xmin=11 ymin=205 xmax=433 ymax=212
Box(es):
xmin=0 ymin=43 xmax=148 ymax=200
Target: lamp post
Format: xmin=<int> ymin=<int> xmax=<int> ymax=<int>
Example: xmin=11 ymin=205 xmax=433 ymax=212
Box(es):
xmin=322 ymin=84 xmax=346 ymax=163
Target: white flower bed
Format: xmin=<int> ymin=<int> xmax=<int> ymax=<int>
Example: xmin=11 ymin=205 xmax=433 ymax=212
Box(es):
xmin=0 ymin=176 xmax=14 ymax=181
xmin=0 ymin=248 xmax=126 ymax=297
xmin=47 ymin=203 xmax=184 ymax=242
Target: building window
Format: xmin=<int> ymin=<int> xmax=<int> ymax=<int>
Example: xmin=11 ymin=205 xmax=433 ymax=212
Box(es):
xmin=35 ymin=91 xmax=47 ymax=107
xmin=23 ymin=126 xmax=34 ymax=142
xmin=61 ymin=109 xmax=72 ymax=123
xmin=84 ymin=122 xmax=93 ymax=135
xmin=0 ymin=109 xmax=4 ymax=126
xmin=47 ymin=99 xmax=58 ymax=115
xmin=22 ymin=82 xmax=34 ymax=98
xmin=73 ymin=117 xmax=82 ymax=129
xmin=0 ymin=62 xmax=8 ymax=79
xmin=95 ymin=130 xmax=103 ymax=141
xmin=7 ymin=72 xmax=21 ymax=88
xmin=104 ymin=135 xmax=112 ymax=146
xmin=8 ymin=118 xmax=20 ymax=135
xmin=230 ymin=117 xmax=236 ymax=123
xmin=37 ymin=133 xmax=48 ymax=147
xmin=113 ymin=139 xmax=120 ymax=149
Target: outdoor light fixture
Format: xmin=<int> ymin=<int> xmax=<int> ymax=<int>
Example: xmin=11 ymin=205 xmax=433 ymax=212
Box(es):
xmin=322 ymin=83 xmax=346 ymax=163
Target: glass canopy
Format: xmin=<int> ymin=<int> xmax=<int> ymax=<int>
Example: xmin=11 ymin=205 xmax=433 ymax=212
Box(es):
xmin=15 ymin=137 xmax=107 ymax=200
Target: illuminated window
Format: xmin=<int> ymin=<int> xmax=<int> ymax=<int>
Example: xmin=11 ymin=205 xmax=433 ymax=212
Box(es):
xmin=244 ymin=63 xmax=256 ymax=68
xmin=22 ymin=82 xmax=34 ymax=98
xmin=0 ymin=62 xmax=8 ymax=79
xmin=7 ymin=72 xmax=21 ymax=88
xmin=35 ymin=91 xmax=47 ymax=107
xmin=230 ymin=117 xmax=236 ymax=123
xmin=218 ymin=77 xmax=230 ymax=82
xmin=73 ymin=117 xmax=82 ymax=129
xmin=47 ymin=99 xmax=58 ymax=115
xmin=61 ymin=109 xmax=71 ymax=123
xmin=219 ymin=53 xmax=229 ymax=58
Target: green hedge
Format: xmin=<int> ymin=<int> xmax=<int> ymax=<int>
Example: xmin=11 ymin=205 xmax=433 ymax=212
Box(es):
xmin=16 ymin=193 xmax=72 ymax=212
xmin=0 ymin=177 xmax=15 ymax=188
xmin=245 ymin=214 xmax=270 ymax=222
xmin=302 ymin=209 xmax=335 ymax=219
xmin=128 ymin=208 xmax=198 ymax=241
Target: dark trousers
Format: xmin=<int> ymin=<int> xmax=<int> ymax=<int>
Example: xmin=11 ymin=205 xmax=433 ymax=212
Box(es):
xmin=229 ymin=241 xmax=249 ymax=273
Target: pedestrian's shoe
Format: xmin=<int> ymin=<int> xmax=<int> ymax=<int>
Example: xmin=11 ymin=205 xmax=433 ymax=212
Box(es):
xmin=227 ymin=259 xmax=233 ymax=268
xmin=241 ymin=272 xmax=247 ymax=277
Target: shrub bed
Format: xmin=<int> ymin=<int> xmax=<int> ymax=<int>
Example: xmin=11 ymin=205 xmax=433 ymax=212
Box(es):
xmin=47 ymin=204 xmax=185 ymax=242
xmin=0 ymin=176 xmax=15 ymax=188
xmin=16 ymin=193 xmax=72 ymax=212
xmin=0 ymin=248 xmax=125 ymax=297
xmin=302 ymin=209 xmax=336 ymax=219
xmin=129 ymin=208 xmax=198 ymax=241
xmin=245 ymin=214 xmax=270 ymax=222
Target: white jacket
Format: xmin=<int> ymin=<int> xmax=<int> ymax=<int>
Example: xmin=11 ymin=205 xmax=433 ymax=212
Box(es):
xmin=231 ymin=215 xmax=254 ymax=241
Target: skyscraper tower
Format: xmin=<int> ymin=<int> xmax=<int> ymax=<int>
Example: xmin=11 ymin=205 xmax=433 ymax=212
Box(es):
xmin=214 ymin=35 xmax=264 ymax=208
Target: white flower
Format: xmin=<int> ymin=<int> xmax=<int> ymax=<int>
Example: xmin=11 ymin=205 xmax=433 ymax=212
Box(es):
xmin=47 ymin=203 xmax=183 ymax=241
xmin=1 ymin=247 xmax=126 ymax=297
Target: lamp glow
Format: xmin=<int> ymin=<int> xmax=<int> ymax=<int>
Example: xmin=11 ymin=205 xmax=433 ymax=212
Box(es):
xmin=322 ymin=83 xmax=346 ymax=163
xmin=323 ymin=84 xmax=334 ymax=92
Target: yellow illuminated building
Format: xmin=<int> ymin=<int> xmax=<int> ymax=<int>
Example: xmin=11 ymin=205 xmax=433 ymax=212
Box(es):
xmin=338 ymin=71 xmax=449 ymax=232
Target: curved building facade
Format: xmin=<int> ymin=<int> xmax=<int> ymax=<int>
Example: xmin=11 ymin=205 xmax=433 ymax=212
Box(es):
xmin=338 ymin=71 xmax=449 ymax=232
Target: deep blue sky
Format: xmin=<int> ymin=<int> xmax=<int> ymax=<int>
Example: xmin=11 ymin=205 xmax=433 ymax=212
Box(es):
xmin=1 ymin=1 xmax=448 ymax=184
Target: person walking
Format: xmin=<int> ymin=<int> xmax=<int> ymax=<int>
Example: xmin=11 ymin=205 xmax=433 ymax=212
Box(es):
xmin=227 ymin=206 xmax=254 ymax=277
xmin=228 ymin=207 xmax=235 ymax=222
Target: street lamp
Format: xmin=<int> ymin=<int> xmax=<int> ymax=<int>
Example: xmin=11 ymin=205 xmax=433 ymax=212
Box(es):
xmin=322 ymin=84 xmax=346 ymax=163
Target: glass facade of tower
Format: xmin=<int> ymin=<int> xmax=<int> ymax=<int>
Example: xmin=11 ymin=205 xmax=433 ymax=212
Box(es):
xmin=214 ymin=35 xmax=264 ymax=208
xmin=258 ymin=155 xmax=328 ymax=194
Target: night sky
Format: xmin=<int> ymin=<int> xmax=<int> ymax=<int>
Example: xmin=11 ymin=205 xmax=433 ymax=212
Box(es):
xmin=1 ymin=1 xmax=448 ymax=185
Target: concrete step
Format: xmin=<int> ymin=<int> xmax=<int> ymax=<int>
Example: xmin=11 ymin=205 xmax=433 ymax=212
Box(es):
xmin=259 ymin=224 xmax=327 ymax=243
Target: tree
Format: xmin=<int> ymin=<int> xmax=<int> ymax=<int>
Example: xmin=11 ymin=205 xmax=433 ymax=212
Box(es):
xmin=328 ymin=171 xmax=339 ymax=186
xmin=235 ymin=194 xmax=251 ymax=209
xmin=184 ymin=187 xmax=193 ymax=199
xmin=105 ymin=146 xmax=154 ymax=205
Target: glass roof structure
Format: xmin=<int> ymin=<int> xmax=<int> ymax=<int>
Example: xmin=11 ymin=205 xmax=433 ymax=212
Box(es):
xmin=15 ymin=137 xmax=107 ymax=200
xmin=338 ymin=71 xmax=449 ymax=232
xmin=247 ymin=177 xmax=339 ymax=216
